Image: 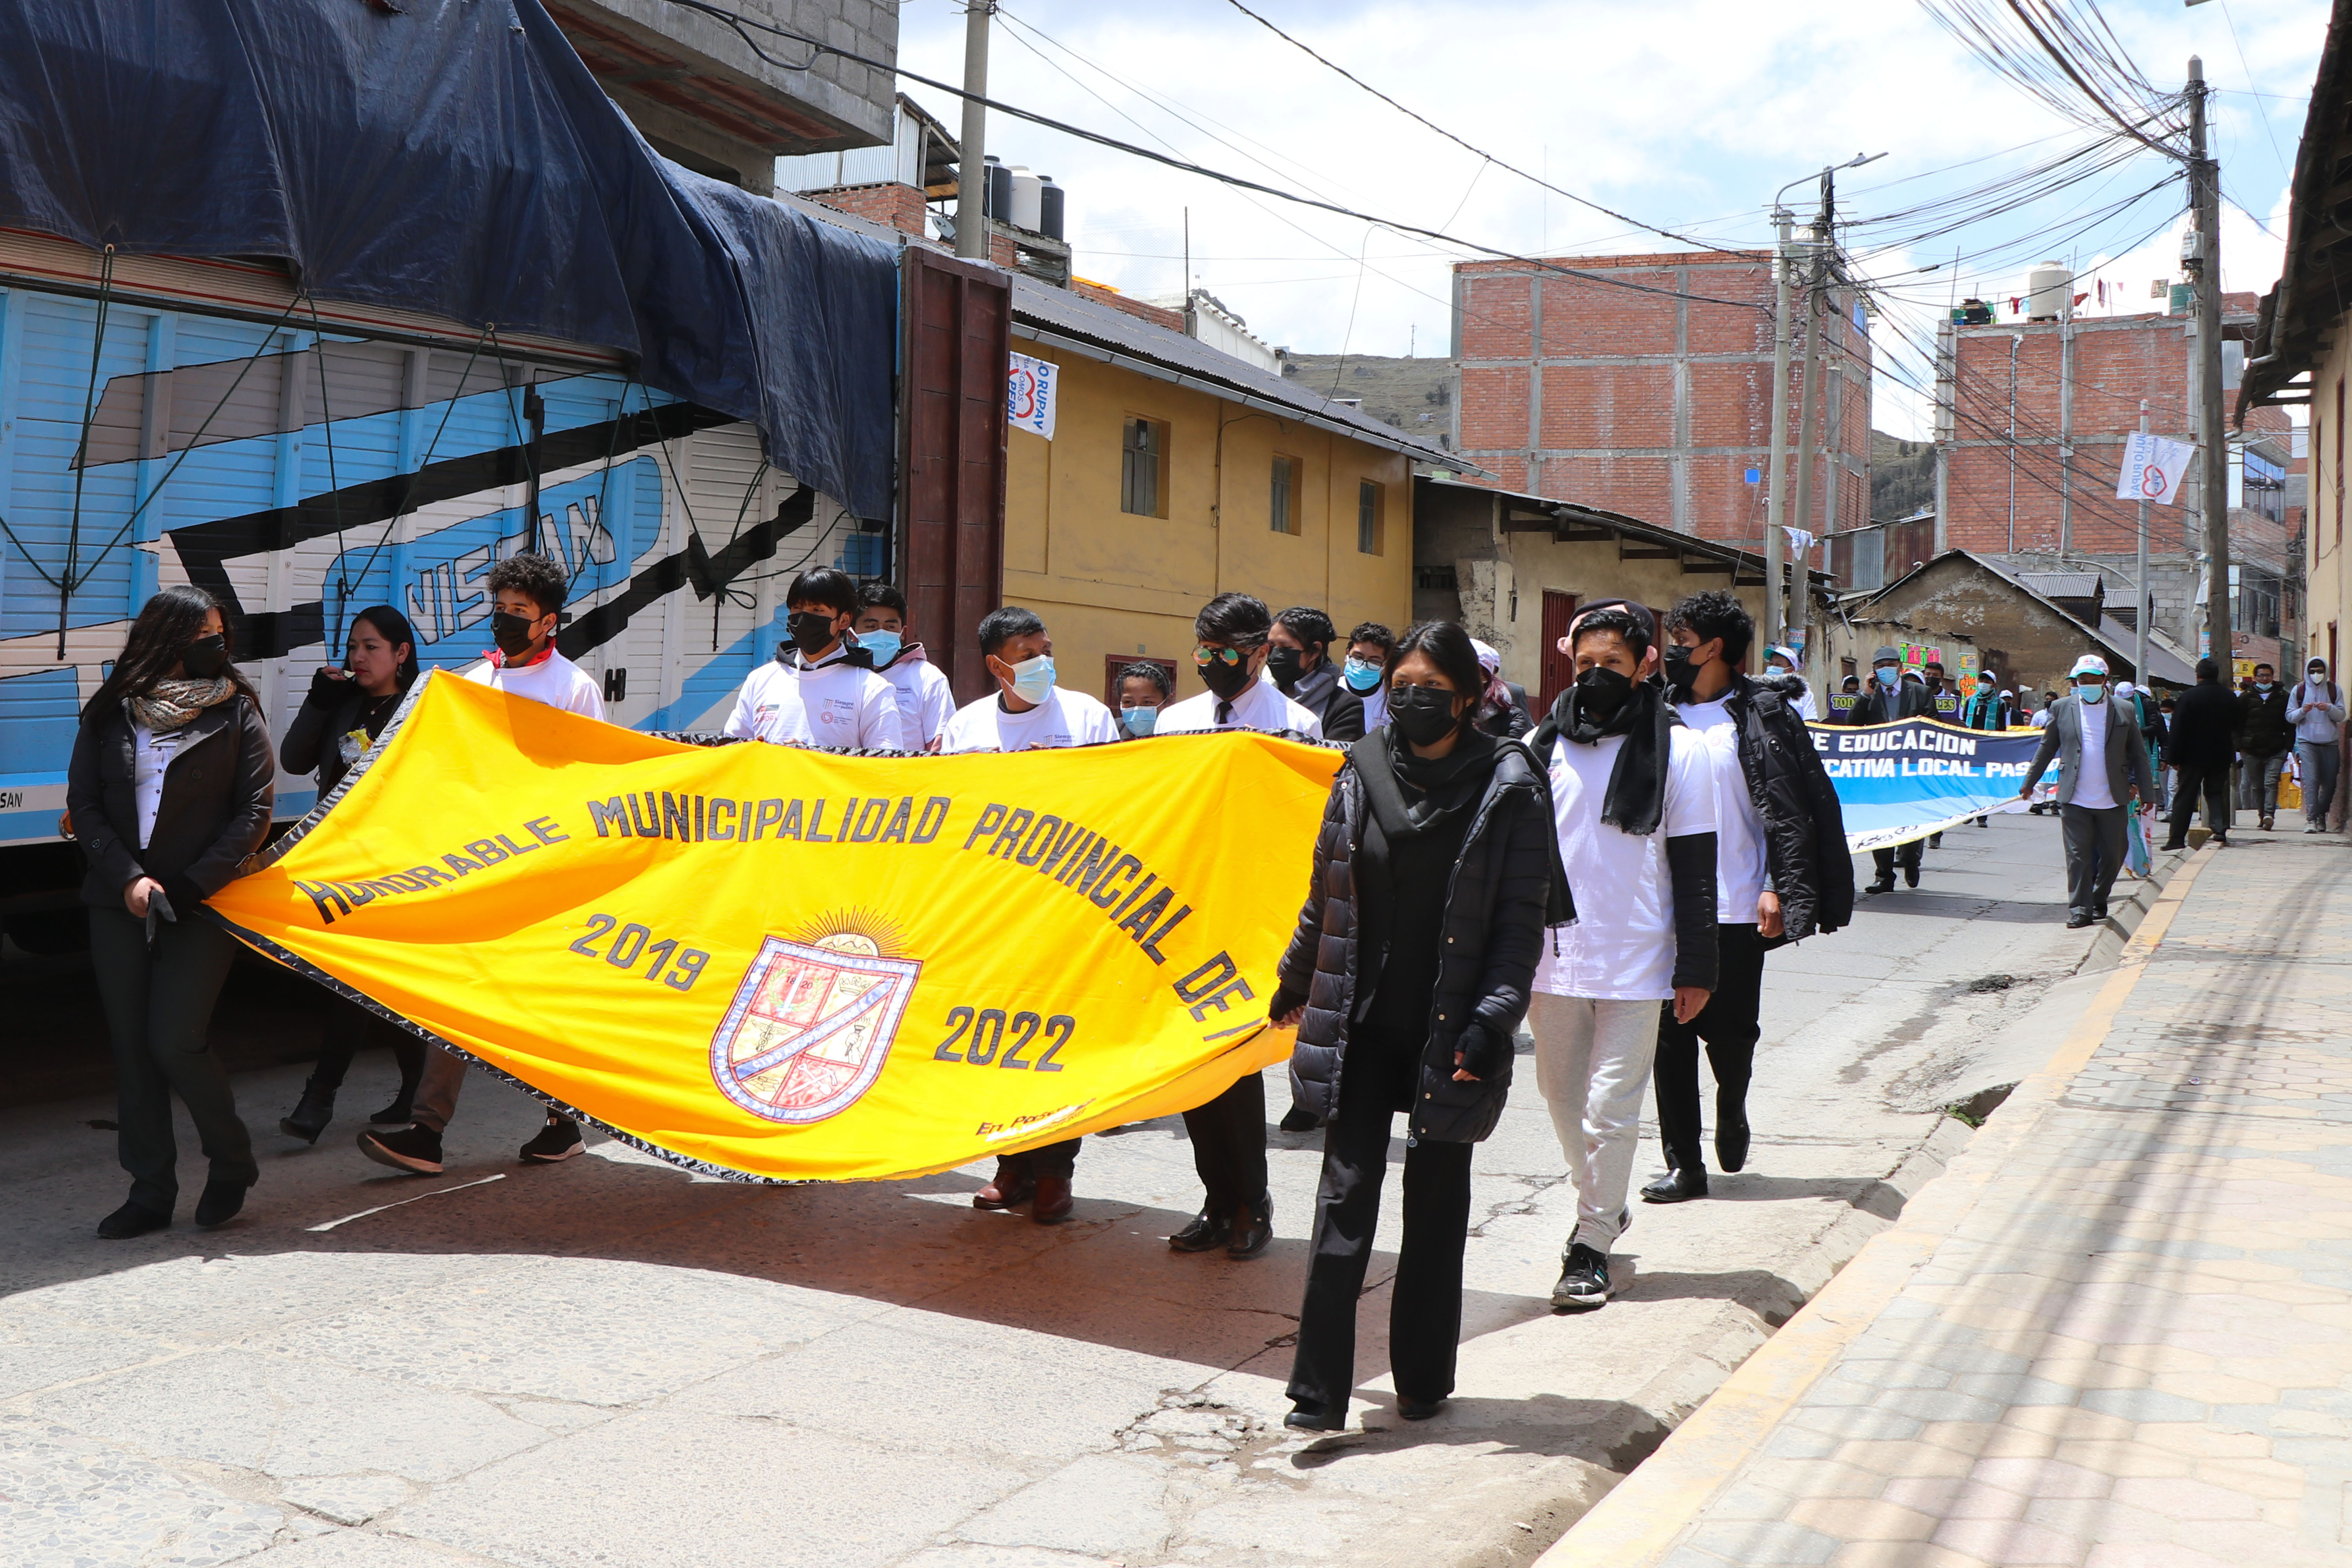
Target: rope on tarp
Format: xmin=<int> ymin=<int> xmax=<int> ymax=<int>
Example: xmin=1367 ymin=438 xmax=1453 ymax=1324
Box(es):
xmin=57 ymin=244 xmax=114 ymax=656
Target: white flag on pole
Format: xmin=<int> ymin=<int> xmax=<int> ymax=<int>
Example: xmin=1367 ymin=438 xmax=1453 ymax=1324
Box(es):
xmin=1782 ymin=526 xmax=1817 ymax=557
xmin=1007 ymin=351 xmax=1057 ymax=440
xmin=2114 ymin=431 xmax=2195 ymax=506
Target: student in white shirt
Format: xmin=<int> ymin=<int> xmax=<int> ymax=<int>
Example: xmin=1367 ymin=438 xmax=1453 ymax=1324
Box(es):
xmin=365 ymin=552 xmax=601 ymax=1178
xmin=1114 ymin=661 xmax=1174 ymax=739
xmin=1344 ymin=622 xmax=1396 ymax=733
xmin=1760 ymin=644 xmax=1820 ymax=721
xmin=936 ymin=606 xmax=1122 ymax=755
xmin=724 ymin=569 xmax=905 ymax=753
xmin=853 ymin=583 xmax=956 ymax=751
xmin=1156 ymin=593 xmax=1323 ymax=741
xmin=1525 ymin=601 xmax=1718 ymax=1312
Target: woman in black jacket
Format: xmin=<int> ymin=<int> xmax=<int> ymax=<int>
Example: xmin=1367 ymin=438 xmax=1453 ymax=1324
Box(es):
xmin=67 ymin=585 xmax=274 ymax=1238
xmin=1270 ymin=620 xmax=1568 ymax=1431
xmin=276 ymin=605 xmax=427 ymax=1142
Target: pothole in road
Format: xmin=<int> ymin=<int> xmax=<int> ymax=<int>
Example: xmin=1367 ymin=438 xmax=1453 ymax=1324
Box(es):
xmin=1965 ymin=973 xmax=2017 ymax=993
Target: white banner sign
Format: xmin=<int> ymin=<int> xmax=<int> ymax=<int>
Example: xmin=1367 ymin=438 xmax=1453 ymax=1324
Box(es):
xmin=2114 ymin=431 xmax=2196 ymax=506
xmin=1008 ymin=352 xmax=1057 ymax=440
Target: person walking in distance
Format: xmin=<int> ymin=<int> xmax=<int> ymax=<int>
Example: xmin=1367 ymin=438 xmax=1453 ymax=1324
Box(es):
xmin=1272 ymin=621 xmax=1567 ymax=1431
xmin=1268 ymin=607 xmax=1366 ymax=742
xmin=1157 ymin=593 xmax=1323 ymax=741
xmin=2239 ymin=662 xmax=2292 ymax=831
xmin=2020 ymin=655 xmax=2154 ymax=929
xmin=1470 ymin=639 xmax=1534 ymax=738
xmin=1342 ymin=622 xmax=1396 ymax=732
xmin=851 ymin=583 xmax=955 ymax=751
xmin=1843 ymin=646 xmax=1934 ymax=891
xmin=2289 ymin=656 xmax=2345 ymax=832
xmin=725 ymin=568 xmax=905 ymax=753
xmin=1644 ymin=592 xmax=1851 ymax=1204
xmin=2161 ymin=659 xmax=2236 ymax=850
xmin=360 ymin=554 xmax=602 ymax=1176
xmin=1114 ymin=660 xmax=1173 ymax=740
xmin=67 ymin=586 xmax=274 ymax=1237
xmin=1525 ymin=602 xmax=1718 ymax=1310
xmin=1760 ymin=646 xmax=1818 ymax=720
xmin=276 ymin=605 xmax=428 ymax=1142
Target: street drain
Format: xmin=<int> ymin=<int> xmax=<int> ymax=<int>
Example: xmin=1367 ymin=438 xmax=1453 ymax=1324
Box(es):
xmin=1945 ymin=1082 xmax=2015 ymax=1127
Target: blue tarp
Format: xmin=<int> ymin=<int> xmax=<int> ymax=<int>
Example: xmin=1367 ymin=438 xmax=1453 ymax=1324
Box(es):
xmin=0 ymin=0 xmax=897 ymax=520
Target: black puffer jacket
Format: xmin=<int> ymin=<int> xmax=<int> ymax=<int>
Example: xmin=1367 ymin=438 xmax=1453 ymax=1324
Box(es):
xmin=1274 ymin=739 xmax=1569 ymax=1143
xmin=1714 ymin=675 xmax=1854 ymax=943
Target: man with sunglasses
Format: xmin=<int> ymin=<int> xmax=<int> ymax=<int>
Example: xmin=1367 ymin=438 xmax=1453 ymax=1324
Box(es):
xmin=1156 ymin=592 xmax=1324 ymax=741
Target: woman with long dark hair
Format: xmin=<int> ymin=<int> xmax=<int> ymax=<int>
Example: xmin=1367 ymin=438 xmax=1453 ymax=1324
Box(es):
xmin=67 ymin=584 xmax=274 ymax=1238
xmin=276 ymin=605 xmax=428 ymax=1142
xmin=1270 ymin=620 xmax=1568 ymax=1430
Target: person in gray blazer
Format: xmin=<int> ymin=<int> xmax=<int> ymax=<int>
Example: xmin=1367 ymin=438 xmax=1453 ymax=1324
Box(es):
xmin=2018 ymin=653 xmax=2154 ymax=928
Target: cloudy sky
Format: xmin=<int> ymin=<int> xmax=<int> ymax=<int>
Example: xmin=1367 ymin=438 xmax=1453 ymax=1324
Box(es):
xmin=887 ymin=0 xmax=2329 ymax=438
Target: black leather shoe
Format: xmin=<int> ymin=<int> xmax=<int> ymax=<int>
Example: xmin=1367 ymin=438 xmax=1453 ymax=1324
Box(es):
xmin=1641 ymin=1166 xmax=1709 ymax=1203
xmin=279 ymin=1078 xmax=335 ymax=1143
xmin=972 ymin=1162 xmax=1034 ymax=1211
xmin=193 ymin=1178 xmax=249 ymax=1229
xmin=96 ymin=1201 xmax=170 ymax=1240
xmin=1283 ymin=1403 xmax=1344 ymax=1431
xmin=2066 ymin=911 xmax=2096 ymax=929
xmin=2094 ymin=904 xmax=2109 ymax=922
xmin=1278 ymin=1105 xmax=1319 ymax=1132
xmin=1397 ymin=1396 xmax=1445 ymax=1421
xmin=1864 ymin=877 xmax=1894 ymax=896
xmin=2159 ymin=840 xmax=2187 ymax=853
xmin=1227 ymin=1194 xmax=1273 ymax=1259
xmin=1169 ymin=1209 xmax=1232 ymax=1252
xmin=1904 ymin=864 xmax=1921 ymax=888
xmin=1716 ymin=1105 xmax=1750 ymax=1173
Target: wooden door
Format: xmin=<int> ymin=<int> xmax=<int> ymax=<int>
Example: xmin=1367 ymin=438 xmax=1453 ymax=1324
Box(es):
xmin=899 ymin=248 xmax=1010 ymax=703
xmin=1539 ymin=589 xmax=1578 ymax=711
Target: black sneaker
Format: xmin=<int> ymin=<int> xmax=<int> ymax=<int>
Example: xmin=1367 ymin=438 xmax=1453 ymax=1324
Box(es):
xmin=359 ymin=1124 xmax=444 ymax=1174
xmin=520 ymin=1115 xmax=584 ymax=1163
xmin=1552 ymin=1242 xmax=1612 ymax=1310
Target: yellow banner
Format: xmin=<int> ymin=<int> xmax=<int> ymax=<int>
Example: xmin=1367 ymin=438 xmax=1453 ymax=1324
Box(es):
xmin=209 ymin=673 xmax=1339 ymax=1181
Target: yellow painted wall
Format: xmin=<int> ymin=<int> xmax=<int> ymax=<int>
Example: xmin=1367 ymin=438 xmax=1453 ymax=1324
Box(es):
xmin=1003 ymin=344 xmax=1414 ymax=706
xmin=2311 ymin=327 xmax=2351 ymax=698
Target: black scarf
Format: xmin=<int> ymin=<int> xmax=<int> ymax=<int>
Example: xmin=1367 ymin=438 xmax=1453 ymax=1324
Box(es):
xmin=1355 ymin=727 xmax=1499 ymax=840
xmin=1529 ymin=678 xmax=1676 ymax=836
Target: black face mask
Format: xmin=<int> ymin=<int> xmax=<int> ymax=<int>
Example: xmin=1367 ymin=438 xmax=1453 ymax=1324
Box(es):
xmin=788 ymin=610 xmax=839 ymax=658
xmin=1266 ymin=644 xmax=1305 ymax=690
xmin=1389 ymin=684 xmax=1461 ymax=746
xmin=182 ymin=633 xmax=229 ymax=680
xmin=490 ymin=611 xmax=540 ymax=659
xmin=1575 ymin=664 xmax=1635 ymax=720
xmin=1199 ymin=650 xmax=1256 ymax=701
xmin=1661 ymin=644 xmax=1700 ymax=699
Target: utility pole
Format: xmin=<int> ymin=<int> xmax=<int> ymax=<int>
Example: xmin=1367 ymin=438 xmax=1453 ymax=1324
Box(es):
xmin=2189 ymin=55 xmax=2232 ymax=662
xmin=1791 ymin=223 xmax=1824 ymax=654
xmin=1765 ymin=205 xmax=1795 ymax=652
xmin=955 ymin=1 xmax=994 ymax=261
xmin=2136 ymin=399 xmax=2152 ymax=686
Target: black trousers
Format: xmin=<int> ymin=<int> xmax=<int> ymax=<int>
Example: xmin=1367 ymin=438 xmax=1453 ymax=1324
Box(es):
xmin=1183 ymin=1071 xmax=1268 ymax=1211
xmin=309 ymin=991 xmax=426 ymax=1102
xmin=2061 ymin=804 xmax=2127 ymax=917
xmin=1870 ymin=841 xmax=1922 ymax=880
xmin=1287 ymin=1069 xmax=1474 ymax=1411
xmin=2167 ymin=765 xmax=2230 ymax=841
xmin=995 ymin=1138 xmax=1079 ymax=1180
xmin=88 ymin=906 xmax=256 ymax=1214
xmin=1653 ymin=922 xmax=1767 ymax=1174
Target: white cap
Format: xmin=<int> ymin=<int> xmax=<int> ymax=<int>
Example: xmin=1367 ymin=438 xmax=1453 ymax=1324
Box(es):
xmin=2114 ymin=680 xmax=2135 ymax=697
xmin=1470 ymin=638 xmax=1502 ymax=674
xmin=2069 ymin=653 xmax=2109 ymax=678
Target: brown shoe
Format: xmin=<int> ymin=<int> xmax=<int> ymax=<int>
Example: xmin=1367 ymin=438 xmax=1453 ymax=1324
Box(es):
xmin=1031 ymin=1174 xmax=1074 ymax=1224
xmin=973 ymin=1161 xmax=1034 ymax=1210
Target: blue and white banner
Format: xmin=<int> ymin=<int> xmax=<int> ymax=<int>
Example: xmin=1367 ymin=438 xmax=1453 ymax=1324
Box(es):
xmin=1008 ymin=351 xmax=1058 ymax=440
xmin=1809 ymin=719 xmax=2049 ymax=853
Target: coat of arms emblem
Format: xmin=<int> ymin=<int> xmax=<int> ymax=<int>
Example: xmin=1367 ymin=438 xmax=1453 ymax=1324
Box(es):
xmin=710 ymin=931 xmax=921 ymax=1124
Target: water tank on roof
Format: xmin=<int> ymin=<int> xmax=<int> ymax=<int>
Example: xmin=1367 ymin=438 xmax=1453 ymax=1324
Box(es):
xmin=2027 ymin=261 xmax=2072 ymax=322
xmin=983 ymin=155 xmax=1010 ymax=222
xmin=1037 ymin=177 xmax=1065 ymax=240
xmin=1008 ymin=166 xmax=1043 ymax=232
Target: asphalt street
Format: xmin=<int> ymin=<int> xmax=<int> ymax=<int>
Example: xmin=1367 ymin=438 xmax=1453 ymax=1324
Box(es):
xmin=0 ymin=809 xmax=2156 ymax=1568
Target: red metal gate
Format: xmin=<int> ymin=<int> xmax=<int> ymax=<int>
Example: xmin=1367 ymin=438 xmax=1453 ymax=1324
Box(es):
xmin=898 ymin=247 xmax=1009 ymax=704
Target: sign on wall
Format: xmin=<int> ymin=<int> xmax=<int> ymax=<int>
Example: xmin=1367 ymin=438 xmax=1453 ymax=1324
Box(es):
xmin=1008 ymin=351 xmax=1058 ymax=440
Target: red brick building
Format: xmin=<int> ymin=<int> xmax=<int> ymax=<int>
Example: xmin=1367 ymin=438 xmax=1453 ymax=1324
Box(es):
xmin=1451 ymin=250 xmax=1872 ymax=548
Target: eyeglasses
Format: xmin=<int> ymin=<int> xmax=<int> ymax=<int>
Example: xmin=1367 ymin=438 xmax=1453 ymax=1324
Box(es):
xmin=1194 ymin=642 xmax=1259 ymax=668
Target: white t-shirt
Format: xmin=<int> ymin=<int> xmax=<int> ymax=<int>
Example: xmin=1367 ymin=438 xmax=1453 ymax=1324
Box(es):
xmin=1534 ymin=726 xmax=1717 ymax=1002
xmin=130 ymin=721 xmax=187 ymax=848
xmin=463 ymin=647 xmax=605 ymax=720
xmin=1773 ymin=679 xmax=1819 ymax=721
xmin=873 ymin=651 xmax=956 ymax=751
xmin=1156 ymin=671 xmax=1323 ymax=739
xmin=1674 ymin=696 xmax=1768 ymax=926
xmin=2073 ymin=697 xmax=2116 ymax=809
xmin=724 ymin=652 xmax=905 ymax=751
xmin=938 ymin=687 xmax=1121 ymax=753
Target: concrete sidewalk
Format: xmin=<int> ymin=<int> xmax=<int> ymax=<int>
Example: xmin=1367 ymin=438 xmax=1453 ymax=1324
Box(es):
xmin=1543 ymin=826 xmax=2352 ymax=1568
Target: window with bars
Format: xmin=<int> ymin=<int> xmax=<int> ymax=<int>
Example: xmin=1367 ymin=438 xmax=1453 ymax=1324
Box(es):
xmin=1121 ymin=417 xmax=1167 ymax=518
xmin=1356 ymin=479 xmax=1383 ymax=556
xmin=1270 ymin=455 xmax=1298 ymax=534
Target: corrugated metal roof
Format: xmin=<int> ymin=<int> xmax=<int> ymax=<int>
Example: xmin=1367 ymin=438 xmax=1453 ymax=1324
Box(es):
xmin=1009 ymin=276 xmax=1458 ymax=468
xmin=2015 ymin=571 xmax=2105 ymax=599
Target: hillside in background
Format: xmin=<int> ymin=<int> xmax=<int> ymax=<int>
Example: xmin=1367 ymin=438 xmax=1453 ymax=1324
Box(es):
xmin=1872 ymin=430 xmax=1935 ymax=522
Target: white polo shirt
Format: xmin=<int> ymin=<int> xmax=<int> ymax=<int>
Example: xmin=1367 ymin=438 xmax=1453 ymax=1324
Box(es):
xmin=1156 ymin=671 xmax=1323 ymax=739
xmin=1534 ymin=726 xmax=1717 ymax=1002
xmin=871 ymin=649 xmax=956 ymax=750
xmin=938 ymin=687 xmax=1122 ymax=752
xmin=724 ymin=650 xmax=906 ymax=752
xmin=462 ymin=647 xmax=605 ymax=720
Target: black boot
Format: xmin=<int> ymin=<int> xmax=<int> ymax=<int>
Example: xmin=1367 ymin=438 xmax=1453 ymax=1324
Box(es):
xmin=279 ymin=1077 xmax=336 ymax=1144
xmin=1716 ymin=1097 xmax=1751 ymax=1172
xmin=367 ymin=1093 xmax=415 ymax=1125
xmin=1227 ymin=1192 xmax=1274 ymax=1259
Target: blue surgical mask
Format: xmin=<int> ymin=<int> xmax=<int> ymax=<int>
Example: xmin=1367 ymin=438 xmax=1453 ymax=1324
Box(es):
xmin=857 ymin=631 xmax=902 ymax=668
xmin=1342 ymin=656 xmax=1382 ymax=693
xmin=2076 ymin=681 xmax=2107 ymax=703
xmin=1122 ymin=706 xmax=1159 ymax=736
xmin=1009 ymin=653 xmax=1055 ymax=704
xmin=1876 ymin=666 xmax=1900 ymax=687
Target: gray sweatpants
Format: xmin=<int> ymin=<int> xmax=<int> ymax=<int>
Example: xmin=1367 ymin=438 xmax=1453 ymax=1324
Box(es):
xmin=2061 ymin=803 xmax=2128 ymax=918
xmin=1530 ymin=993 xmax=1661 ymax=1253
